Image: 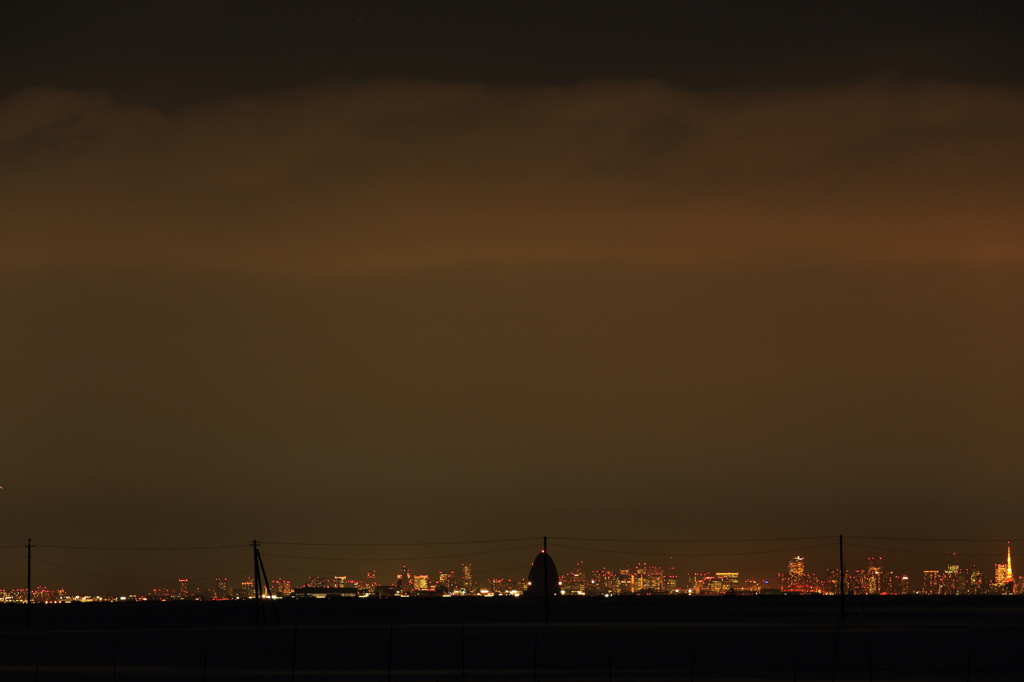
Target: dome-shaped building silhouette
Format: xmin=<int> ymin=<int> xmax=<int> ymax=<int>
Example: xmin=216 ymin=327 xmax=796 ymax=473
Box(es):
xmin=524 ymin=543 xmax=559 ymax=597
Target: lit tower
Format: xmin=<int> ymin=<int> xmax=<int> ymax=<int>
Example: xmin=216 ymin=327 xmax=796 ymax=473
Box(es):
xmin=995 ymin=542 xmax=1014 ymax=593
xmin=1005 ymin=542 xmax=1014 ymax=594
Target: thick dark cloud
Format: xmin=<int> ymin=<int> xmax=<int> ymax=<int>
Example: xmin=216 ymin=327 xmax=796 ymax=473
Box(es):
xmin=2 ymin=81 xmax=1022 ymax=272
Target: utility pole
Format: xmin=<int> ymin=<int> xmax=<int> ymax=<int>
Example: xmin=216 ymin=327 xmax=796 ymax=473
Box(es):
xmin=543 ymin=536 xmax=549 ymax=624
xmin=252 ymin=539 xmax=262 ymax=599
xmin=838 ymin=534 xmax=845 ymax=622
xmin=251 ymin=539 xmax=277 ymax=624
xmin=26 ymin=538 xmax=34 ymax=629
xmin=252 ymin=539 xmax=262 ymax=624
xmin=258 ymin=550 xmax=272 ymax=600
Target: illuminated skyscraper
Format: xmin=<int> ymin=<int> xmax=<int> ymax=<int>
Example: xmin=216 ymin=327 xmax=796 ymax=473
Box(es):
xmin=396 ymin=566 xmax=413 ymax=593
xmin=699 ymin=572 xmax=740 ymax=594
xmin=271 ymin=579 xmax=293 ymax=597
xmin=237 ymin=579 xmax=255 ymax=599
xmin=782 ymin=556 xmax=802 ymax=591
xmin=632 ymin=562 xmax=666 ymax=593
xmin=866 ymin=557 xmax=882 ymax=595
xmin=995 ymin=563 xmax=1009 ymax=585
xmin=939 ymin=552 xmax=962 ymax=594
xmin=618 ymin=568 xmax=632 ymax=594
xmin=965 ymin=566 xmax=987 ymax=595
xmin=590 ymin=568 xmax=618 ymax=594
xmin=561 ymin=561 xmax=586 ymax=594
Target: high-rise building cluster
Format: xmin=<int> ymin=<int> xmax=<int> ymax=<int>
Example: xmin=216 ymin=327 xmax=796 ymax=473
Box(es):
xmin=0 ymin=586 xmax=66 ymax=603
xmin=824 ymin=558 xmax=912 ymax=596
xmin=918 ymin=544 xmax=1015 ymax=595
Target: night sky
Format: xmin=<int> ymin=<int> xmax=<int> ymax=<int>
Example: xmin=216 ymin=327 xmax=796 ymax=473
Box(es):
xmin=2 ymin=1 xmax=1023 ymax=594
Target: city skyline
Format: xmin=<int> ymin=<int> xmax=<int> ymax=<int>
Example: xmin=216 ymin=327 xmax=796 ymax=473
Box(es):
xmin=2 ymin=536 xmax=1018 ymax=599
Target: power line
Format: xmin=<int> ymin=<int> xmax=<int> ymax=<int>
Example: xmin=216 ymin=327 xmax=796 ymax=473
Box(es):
xmin=844 ymin=542 xmax=1006 ymax=558
xmin=261 ymin=543 xmax=538 ymax=564
xmin=261 ymin=537 xmax=540 ymax=547
xmin=35 ymin=544 xmax=248 ymax=551
xmin=261 ymin=562 xmax=532 ymax=578
xmin=549 ymin=535 xmax=835 ymax=544
xmin=548 ymin=542 xmax=836 ymax=558
xmin=32 ymin=557 xmax=250 ymax=584
xmin=472 ymin=564 xmax=529 ymax=576
xmin=263 ymin=563 xmax=343 ymax=576
xmin=846 ymin=536 xmax=1024 ymax=543
xmin=15 ymin=536 xmax=1021 ymax=552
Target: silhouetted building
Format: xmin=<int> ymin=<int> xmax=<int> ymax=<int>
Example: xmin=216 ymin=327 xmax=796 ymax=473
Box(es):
xmin=525 ymin=550 xmax=559 ymax=597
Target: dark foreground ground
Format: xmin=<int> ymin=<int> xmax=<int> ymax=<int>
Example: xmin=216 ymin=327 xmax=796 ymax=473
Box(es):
xmin=1 ymin=595 xmax=1022 ymax=681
